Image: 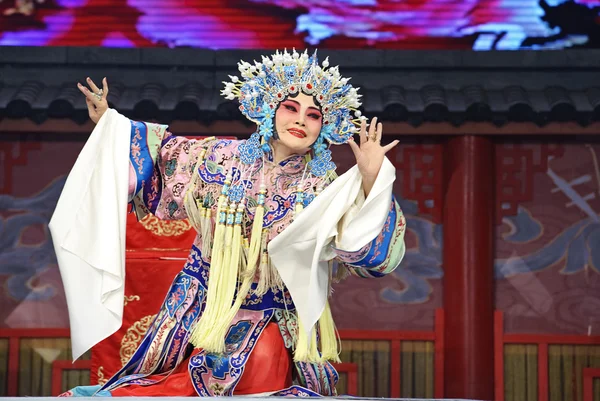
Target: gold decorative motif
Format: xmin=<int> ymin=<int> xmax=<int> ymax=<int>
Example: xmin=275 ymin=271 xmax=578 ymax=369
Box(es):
xmin=120 ymin=315 xmax=155 ymax=366
xmin=210 ymin=382 xmax=225 ymax=396
xmin=123 ymin=295 xmax=140 ymax=306
xmin=97 ymin=366 xmax=107 ymax=385
xmin=139 ymin=214 xmax=192 ymax=237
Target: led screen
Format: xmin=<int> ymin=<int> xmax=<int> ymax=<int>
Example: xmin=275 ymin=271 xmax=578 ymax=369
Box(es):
xmin=1 ymin=0 xmax=599 ymax=50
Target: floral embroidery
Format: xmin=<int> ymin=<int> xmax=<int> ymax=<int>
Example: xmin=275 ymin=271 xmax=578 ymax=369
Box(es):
xmin=308 ymin=148 xmax=335 ymax=177
xmin=165 ymin=158 xmax=177 ymax=177
xmin=131 ymin=126 xmax=145 ymax=175
xmin=167 ymin=200 xmax=179 ymax=217
xmin=172 ymin=182 xmax=185 ymax=197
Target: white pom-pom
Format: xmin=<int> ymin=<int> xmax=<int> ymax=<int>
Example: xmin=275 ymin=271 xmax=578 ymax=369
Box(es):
xmin=226 ymin=94 xmax=235 ymax=100
xmin=322 ymin=57 xmax=329 ymax=68
xmin=229 ymin=75 xmax=239 ymax=83
xmin=355 ymin=110 xmax=362 ymax=118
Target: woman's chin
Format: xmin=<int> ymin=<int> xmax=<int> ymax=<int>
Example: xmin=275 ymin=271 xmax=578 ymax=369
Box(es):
xmin=280 ymin=137 xmax=311 ymax=152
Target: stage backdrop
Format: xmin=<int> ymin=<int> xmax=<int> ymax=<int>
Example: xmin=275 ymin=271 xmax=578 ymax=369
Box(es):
xmin=493 ymin=141 xmax=600 ymax=401
xmin=494 ymin=142 xmax=600 ymax=336
xmin=1 ymin=0 xmax=600 ymax=50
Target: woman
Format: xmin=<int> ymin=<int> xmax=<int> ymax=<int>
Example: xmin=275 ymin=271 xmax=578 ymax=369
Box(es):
xmin=54 ymin=50 xmax=406 ymax=397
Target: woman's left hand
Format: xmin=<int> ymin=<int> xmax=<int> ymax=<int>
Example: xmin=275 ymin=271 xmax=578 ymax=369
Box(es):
xmin=348 ymin=117 xmax=399 ymax=197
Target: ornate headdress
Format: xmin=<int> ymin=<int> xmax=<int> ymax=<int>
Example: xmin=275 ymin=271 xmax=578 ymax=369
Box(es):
xmin=221 ymin=49 xmax=364 ymax=176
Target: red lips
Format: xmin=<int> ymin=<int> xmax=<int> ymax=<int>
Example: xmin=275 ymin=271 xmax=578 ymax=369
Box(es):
xmin=288 ymin=128 xmax=306 ymax=138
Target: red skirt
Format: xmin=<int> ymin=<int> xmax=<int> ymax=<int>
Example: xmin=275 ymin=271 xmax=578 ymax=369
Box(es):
xmin=111 ymin=322 xmax=292 ymax=396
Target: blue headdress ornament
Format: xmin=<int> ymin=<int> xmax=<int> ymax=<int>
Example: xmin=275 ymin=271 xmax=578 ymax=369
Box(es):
xmin=221 ymin=49 xmax=365 ymax=176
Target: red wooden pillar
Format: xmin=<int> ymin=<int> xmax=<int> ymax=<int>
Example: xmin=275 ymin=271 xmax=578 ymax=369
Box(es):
xmin=442 ymin=135 xmax=495 ymax=400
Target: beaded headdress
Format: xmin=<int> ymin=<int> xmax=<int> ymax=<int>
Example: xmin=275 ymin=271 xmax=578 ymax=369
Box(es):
xmin=221 ymin=49 xmax=364 ymax=175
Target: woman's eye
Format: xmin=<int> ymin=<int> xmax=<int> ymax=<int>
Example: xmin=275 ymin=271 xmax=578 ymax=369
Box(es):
xmin=285 ymin=105 xmax=296 ymax=112
xmin=309 ymin=113 xmax=321 ymax=120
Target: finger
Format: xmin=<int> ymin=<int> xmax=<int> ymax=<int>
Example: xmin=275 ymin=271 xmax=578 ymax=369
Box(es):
xmin=85 ymin=97 xmax=97 ymax=117
xmin=85 ymin=96 xmax=96 ymax=111
xmin=102 ymin=77 xmax=109 ymax=100
xmin=77 ymin=83 xmax=102 ymax=107
xmin=376 ymin=122 xmax=383 ymax=143
xmin=76 ymin=82 xmax=88 ymax=96
xmin=382 ymin=140 xmax=400 ymax=154
xmin=368 ymin=117 xmax=378 ymax=140
xmin=86 ymin=77 xmax=101 ymax=95
xmin=348 ymin=138 xmax=361 ymax=160
xmin=359 ymin=119 xmax=367 ymax=146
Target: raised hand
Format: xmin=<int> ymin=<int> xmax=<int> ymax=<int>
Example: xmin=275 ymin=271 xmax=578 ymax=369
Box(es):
xmin=348 ymin=117 xmax=399 ymax=196
xmin=77 ymin=77 xmax=109 ymax=124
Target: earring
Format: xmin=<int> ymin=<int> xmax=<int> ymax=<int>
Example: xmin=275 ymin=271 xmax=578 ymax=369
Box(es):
xmin=259 ymin=114 xmax=274 ymax=153
xmin=308 ymin=146 xmax=336 ymax=177
xmin=239 ymin=132 xmax=263 ymax=165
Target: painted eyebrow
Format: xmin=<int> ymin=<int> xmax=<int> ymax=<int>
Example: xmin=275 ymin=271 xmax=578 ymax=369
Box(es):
xmin=284 ymin=99 xmax=321 ymax=113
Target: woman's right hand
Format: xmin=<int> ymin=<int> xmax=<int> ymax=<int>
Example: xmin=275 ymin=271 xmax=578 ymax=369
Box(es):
xmin=77 ymin=77 xmax=109 ymax=124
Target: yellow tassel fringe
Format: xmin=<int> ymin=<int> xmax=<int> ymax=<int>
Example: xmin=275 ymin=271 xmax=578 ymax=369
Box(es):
xmin=185 ymin=153 xmax=341 ymax=363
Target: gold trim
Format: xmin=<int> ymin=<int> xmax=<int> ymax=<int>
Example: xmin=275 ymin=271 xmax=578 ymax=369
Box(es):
xmin=123 ymin=295 xmax=140 ymax=306
xmin=120 ymin=315 xmax=155 ymax=366
xmin=97 ymin=366 xmax=107 ymax=385
xmin=139 ymin=214 xmax=193 ymax=237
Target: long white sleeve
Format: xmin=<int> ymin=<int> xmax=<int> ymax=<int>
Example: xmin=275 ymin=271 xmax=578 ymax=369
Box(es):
xmin=49 ymin=109 xmax=131 ymax=361
xmin=268 ymin=157 xmax=395 ymax=343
